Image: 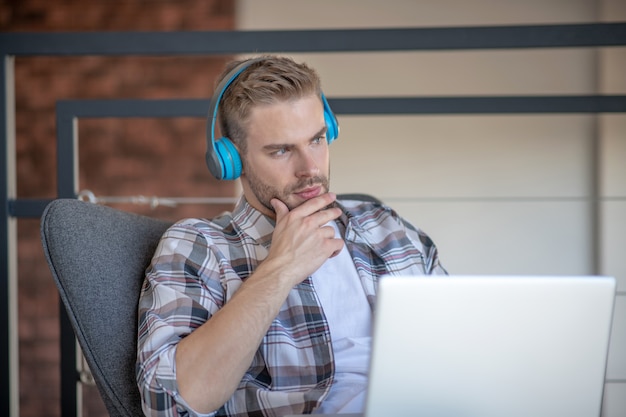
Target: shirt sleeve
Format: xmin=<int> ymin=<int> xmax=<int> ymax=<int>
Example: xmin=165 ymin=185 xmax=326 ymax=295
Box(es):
xmin=136 ymin=222 xmax=225 ymax=417
xmin=402 ymin=217 xmax=448 ymax=275
xmin=384 ymin=206 xmax=448 ymax=276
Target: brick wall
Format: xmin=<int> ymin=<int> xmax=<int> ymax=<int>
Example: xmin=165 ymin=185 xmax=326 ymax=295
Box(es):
xmin=1 ymin=1 xmax=236 ymax=415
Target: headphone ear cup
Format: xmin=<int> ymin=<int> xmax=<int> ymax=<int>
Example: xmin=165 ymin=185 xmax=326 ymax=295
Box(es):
xmin=325 ymin=110 xmax=339 ymax=144
xmin=206 ymin=58 xmax=263 ymax=180
xmin=214 ymin=137 xmax=242 ymax=180
xmin=321 ymin=93 xmax=339 ymax=144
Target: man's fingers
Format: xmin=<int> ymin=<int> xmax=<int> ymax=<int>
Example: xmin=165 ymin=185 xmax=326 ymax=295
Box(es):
xmin=272 ymin=193 xmax=340 ymax=227
xmin=313 ymin=205 xmax=342 ymax=227
xmin=290 ymin=192 xmax=337 ymax=218
xmin=319 ymin=224 xmax=337 ymax=238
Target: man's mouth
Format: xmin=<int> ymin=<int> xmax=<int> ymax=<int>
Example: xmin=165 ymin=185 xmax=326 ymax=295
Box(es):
xmin=294 ymin=185 xmax=322 ymax=200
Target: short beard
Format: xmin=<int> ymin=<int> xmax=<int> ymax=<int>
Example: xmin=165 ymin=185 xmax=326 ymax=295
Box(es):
xmin=244 ymin=163 xmax=331 ymax=213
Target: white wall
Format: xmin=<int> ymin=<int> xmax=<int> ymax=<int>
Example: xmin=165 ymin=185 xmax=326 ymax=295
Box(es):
xmin=599 ymin=2 xmax=626 ymax=413
xmin=236 ymin=0 xmax=626 ymax=415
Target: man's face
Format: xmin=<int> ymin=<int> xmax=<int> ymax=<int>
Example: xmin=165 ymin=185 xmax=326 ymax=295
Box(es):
xmin=239 ymin=94 xmax=331 ymax=218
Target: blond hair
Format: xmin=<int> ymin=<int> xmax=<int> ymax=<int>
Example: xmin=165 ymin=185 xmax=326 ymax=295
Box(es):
xmin=216 ymin=55 xmax=322 ymax=153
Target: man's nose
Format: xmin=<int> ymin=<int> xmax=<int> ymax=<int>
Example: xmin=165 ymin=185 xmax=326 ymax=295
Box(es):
xmin=295 ymin=150 xmax=320 ymax=178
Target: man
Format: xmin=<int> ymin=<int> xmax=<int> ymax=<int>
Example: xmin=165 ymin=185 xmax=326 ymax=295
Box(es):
xmin=136 ymin=55 xmax=446 ymax=417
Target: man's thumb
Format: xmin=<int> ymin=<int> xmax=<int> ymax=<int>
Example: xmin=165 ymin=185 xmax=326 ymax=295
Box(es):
xmin=270 ymin=198 xmax=289 ymax=220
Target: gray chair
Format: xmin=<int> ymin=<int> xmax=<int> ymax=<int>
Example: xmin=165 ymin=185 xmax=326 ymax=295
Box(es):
xmin=39 ymin=194 xmax=382 ymax=416
xmin=40 ymin=198 xmax=172 ymax=417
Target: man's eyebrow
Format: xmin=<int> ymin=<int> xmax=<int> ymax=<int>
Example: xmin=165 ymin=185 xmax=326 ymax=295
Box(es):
xmin=261 ymin=126 xmax=328 ymax=151
xmin=312 ymin=126 xmax=328 ymax=139
xmin=262 ymin=143 xmax=290 ymax=151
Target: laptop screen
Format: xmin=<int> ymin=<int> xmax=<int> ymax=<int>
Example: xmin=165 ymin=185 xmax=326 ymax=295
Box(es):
xmin=365 ymin=275 xmax=616 ymax=417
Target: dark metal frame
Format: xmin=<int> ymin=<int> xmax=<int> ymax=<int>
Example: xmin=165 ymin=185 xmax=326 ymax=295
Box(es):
xmin=2 ymin=23 xmax=626 ymax=417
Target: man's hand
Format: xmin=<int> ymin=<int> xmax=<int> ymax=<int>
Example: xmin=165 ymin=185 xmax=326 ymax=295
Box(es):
xmin=268 ymin=192 xmax=344 ymax=286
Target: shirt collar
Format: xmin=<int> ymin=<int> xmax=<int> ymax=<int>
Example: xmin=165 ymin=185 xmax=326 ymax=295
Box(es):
xmin=231 ymin=196 xmax=276 ymax=248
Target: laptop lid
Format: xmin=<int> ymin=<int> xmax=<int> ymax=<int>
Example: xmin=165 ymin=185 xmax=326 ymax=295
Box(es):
xmin=364 ymin=275 xmax=616 ymax=417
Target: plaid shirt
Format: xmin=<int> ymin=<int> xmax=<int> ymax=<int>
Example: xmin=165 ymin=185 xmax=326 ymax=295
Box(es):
xmin=137 ymin=197 xmax=446 ymax=417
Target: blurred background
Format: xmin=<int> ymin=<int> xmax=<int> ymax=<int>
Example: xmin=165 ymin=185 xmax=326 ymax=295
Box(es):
xmin=2 ymin=0 xmax=625 ymax=416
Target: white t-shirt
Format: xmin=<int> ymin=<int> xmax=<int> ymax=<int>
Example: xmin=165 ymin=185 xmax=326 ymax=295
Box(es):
xmin=311 ymin=222 xmax=372 ymax=414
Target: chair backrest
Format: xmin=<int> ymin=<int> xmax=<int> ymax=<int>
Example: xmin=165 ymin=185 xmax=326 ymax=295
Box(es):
xmin=40 ymin=199 xmax=172 ymax=417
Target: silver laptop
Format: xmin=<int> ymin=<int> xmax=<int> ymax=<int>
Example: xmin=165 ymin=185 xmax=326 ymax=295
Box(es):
xmin=289 ymin=275 xmax=616 ymax=417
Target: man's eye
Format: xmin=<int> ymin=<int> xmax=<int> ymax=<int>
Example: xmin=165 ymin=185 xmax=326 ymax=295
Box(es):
xmin=312 ymin=137 xmax=324 ymax=145
xmin=272 ymin=148 xmax=287 ymax=157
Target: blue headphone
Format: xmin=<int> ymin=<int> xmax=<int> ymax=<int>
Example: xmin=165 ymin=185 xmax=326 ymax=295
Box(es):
xmin=205 ymin=58 xmax=339 ymax=180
